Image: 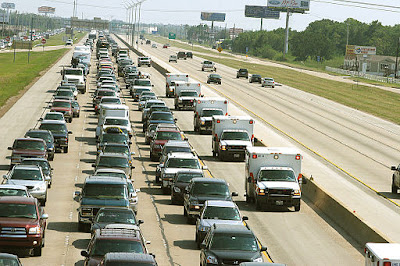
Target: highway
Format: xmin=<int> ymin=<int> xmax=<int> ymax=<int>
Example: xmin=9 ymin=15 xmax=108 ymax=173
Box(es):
xmin=0 ymin=34 xmax=366 ymax=265
xmin=130 ymin=35 xmax=400 ymax=242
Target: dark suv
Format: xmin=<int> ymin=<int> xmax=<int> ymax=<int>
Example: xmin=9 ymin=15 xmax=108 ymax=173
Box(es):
xmin=177 ymin=51 xmax=187 ymax=60
xmin=237 ymin=68 xmax=248 ymax=79
xmin=183 ymin=178 xmax=238 ymax=223
xmin=200 ymin=224 xmax=267 ymax=265
xmin=39 ymin=120 xmax=72 ymax=153
xmin=81 ymin=227 xmax=148 ymax=265
xmin=249 ymin=74 xmax=262 ymax=83
xmin=0 ymin=196 xmax=48 ymax=256
xmin=8 ymin=138 xmax=47 ymax=168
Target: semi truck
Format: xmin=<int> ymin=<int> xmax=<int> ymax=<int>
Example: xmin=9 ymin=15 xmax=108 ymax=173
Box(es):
xmin=211 ymin=116 xmax=254 ymax=161
xmin=165 ymin=73 xmax=189 ymax=98
xmin=174 ymin=81 xmax=201 ymax=110
xmin=245 ymin=147 xmax=302 ymax=211
xmin=194 ymin=97 xmax=228 ymax=134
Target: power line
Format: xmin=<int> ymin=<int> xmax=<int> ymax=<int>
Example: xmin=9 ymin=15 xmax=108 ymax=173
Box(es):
xmin=313 ymin=0 xmax=400 ymax=13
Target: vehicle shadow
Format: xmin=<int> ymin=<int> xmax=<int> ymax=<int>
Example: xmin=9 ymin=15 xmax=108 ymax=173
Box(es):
xmin=161 ymin=213 xmax=187 ymax=225
xmin=47 ymin=221 xmax=79 ymax=233
xmin=74 ymin=260 xmax=85 ymax=266
xmin=378 ymin=191 xmax=400 ymax=200
xmin=75 ymin=136 xmax=96 ymax=145
xmin=173 ymin=240 xmax=197 ymax=250
xmin=0 ymin=164 xmax=10 ymax=170
xmin=235 ymin=200 xmax=291 ymax=213
xmin=139 ymin=187 xmax=164 ymax=196
xmin=80 ymin=158 xmax=95 ymax=164
xmin=72 ymin=238 xmax=90 ymax=250
xmin=153 ymin=198 xmax=171 ymax=206
xmin=81 ymin=169 xmax=93 ymax=175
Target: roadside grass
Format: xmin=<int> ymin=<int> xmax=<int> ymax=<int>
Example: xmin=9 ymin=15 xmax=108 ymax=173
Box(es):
xmin=0 ymin=49 xmax=68 ymax=107
xmin=200 ymin=54 xmax=400 ymax=124
xmin=33 ymin=31 xmax=86 ymax=46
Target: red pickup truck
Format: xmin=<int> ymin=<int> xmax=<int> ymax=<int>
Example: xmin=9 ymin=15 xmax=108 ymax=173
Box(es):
xmin=0 ymin=196 xmax=48 ymax=256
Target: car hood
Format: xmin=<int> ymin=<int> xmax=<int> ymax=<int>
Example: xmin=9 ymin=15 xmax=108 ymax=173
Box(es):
xmin=165 ymin=168 xmax=201 ymax=175
xmin=220 ymin=140 xmax=252 ymax=146
xmin=96 ymin=166 xmax=130 ymax=176
xmin=201 ymin=219 xmax=243 ymax=228
xmin=52 ymin=133 xmax=68 ymax=138
xmin=12 ymin=149 xmax=46 ymax=156
xmin=81 ymin=197 xmax=129 ymax=207
xmin=0 ymin=217 xmax=39 ymax=227
xmin=154 ymin=140 xmax=168 ymax=146
xmin=149 ymin=120 xmax=174 ymax=125
xmin=209 ymin=250 xmax=260 ymax=262
xmin=257 ymin=181 xmax=299 ymax=190
xmin=6 ymin=180 xmax=44 ymax=188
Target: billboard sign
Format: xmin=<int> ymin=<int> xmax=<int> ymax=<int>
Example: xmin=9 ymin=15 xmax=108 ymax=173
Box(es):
xmin=201 ymin=12 xmax=226 ymax=22
xmin=346 ymin=45 xmax=376 ymax=55
xmin=267 ymin=0 xmax=310 ymax=12
xmin=38 ymin=6 xmax=55 ymax=14
xmin=245 ymin=5 xmax=280 ymax=19
xmin=1 ymin=2 xmax=15 ymax=9
xmin=0 ymin=13 xmax=9 ymax=23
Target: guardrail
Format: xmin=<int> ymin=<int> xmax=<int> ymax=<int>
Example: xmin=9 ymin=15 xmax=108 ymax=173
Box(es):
xmin=326 ymin=66 xmax=400 ymax=85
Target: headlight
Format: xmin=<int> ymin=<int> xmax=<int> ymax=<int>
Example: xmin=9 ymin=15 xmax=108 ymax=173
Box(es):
xmin=206 ymin=255 xmax=218 ymax=264
xmin=293 ymin=189 xmax=301 ymax=196
xmin=199 ymin=225 xmax=209 ymax=232
xmin=253 ymin=256 xmax=263 ymax=262
xmin=201 ymin=120 xmax=205 ymax=125
xmin=173 ymin=186 xmax=181 ymax=193
xmin=81 ymin=208 xmax=92 ymax=216
xmin=220 ymin=145 xmax=226 ymax=150
xmin=28 ymin=226 xmax=41 ymax=235
xmin=190 ymin=204 xmax=200 ymax=210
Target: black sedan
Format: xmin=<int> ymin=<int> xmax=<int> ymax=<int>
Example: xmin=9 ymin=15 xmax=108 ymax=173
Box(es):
xmin=249 ymin=74 xmax=262 ymax=83
xmin=207 ymin=74 xmax=222 ymax=85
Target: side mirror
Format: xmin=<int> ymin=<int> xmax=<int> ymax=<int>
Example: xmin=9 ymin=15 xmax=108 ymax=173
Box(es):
xmin=131 ymin=166 xmax=135 ymax=169
xmin=152 ymin=84 xmax=154 ymax=87
xmin=41 ymin=213 xmax=49 ymax=219
xmin=68 ymin=131 xmax=73 ymax=134
xmin=7 ymin=147 xmax=12 ymax=150
xmin=242 ymin=216 xmax=249 ymax=221
xmin=3 ymin=175 xmax=8 ymax=179
xmin=129 ymin=141 xmax=132 ymax=145
xmin=74 ymin=191 xmax=81 ymax=196
xmin=135 ymin=188 xmax=140 ymax=193
xmin=81 ymin=250 xmax=89 ymax=257
xmin=174 ymin=118 xmax=178 ymax=122
xmin=184 ymin=186 xmax=190 ymax=193
xmin=91 ymin=164 xmax=96 ymax=167
xmin=159 ymin=164 xmax=164 ymax=168
xmin=260 ymin=246 xmax=268 ymax=252
xmin=231 ymin=192 xmax=238 ymax=197
xmin=391 ymin=166 xmax=397 ymax=171
xmin=247 ymin=176 xmax=252 ymax=183
xmin=138 ymin=219 xmax=144 ymax=225
xmin=202 ymin=165 xmax=208 ymax=170
xmin=38 ymin=118 xmax=43 ymax=121
xmin=254 ymin=137 xmax=258 ymax=143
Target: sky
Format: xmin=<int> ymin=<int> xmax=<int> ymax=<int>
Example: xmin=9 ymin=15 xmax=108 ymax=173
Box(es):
xmin=7 ymin=0 xmax=400 ymax=31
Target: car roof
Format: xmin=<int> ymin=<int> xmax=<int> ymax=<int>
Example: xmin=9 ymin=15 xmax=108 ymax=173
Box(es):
xmin=27 ymin=129 xmax=52 ymax=134
xmin=21 ymin=158 xmax=48 ymax=162
xmin=104 ymin=252 xmax=155 ymax=263
xmin=156 ymin=128 xmax=180 ymax=133
xmin=53 ymin=99 xmax=71 ymax=103
xmin=211 ymin=223 xmax=252 ymax=234
xmin=205 ymin=200 xmax=236 ymax=208
xmin=45 ymin=112 xmax=64 ymax=115
xmin=40 ymin=120 xmax=67 ymax=125
xmin=0 ymin=184 xmax=28 ymax=190
xmin=15 ymin=137 xmax=45 ymax=142
xmin=0 ymin=253 xmax=20 ymax=260
xmin=191 ymin=177 xmax=226 ymax=184
xmin=0 ymin=196 xmax=36 ymax=204
xmin=151 ymin=111 xmax=171 ymax=115
xmin=94 ymin=228 xmax=141 ymax=241
xmin=13 ymin=164 xmax=41 ymax=170
xmin=167 ymin=152 xmax=197 ymax=159
xmin=164 ymin=140 xmax=190 ymax=148
xmin=85 ymin=175 xmax=127 ymax=184
xmin=98 ymin=207 xmax=133 ymax=213
xmin=105 ymin=116 xmax=129 ymax=120
xmin=98 ymin=152 xmax=129 ymax=158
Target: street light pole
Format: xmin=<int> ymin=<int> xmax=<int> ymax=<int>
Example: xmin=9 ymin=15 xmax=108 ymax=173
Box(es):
xmin=395 ymin=37 xmax=400 ymax=79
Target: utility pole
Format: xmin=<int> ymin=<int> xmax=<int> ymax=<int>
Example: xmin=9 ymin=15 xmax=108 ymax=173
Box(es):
xmin=346 ymin=21 xmax=349 ymax=46
xmin=136 ymin=2 xmax=142 ymax=49
xmin=260 ymin=18 xmax=263 ymax=31
xmin=395 ymin=37 xmax=400 ymax=79
xmin=283 ymin=10 xmax=290 ymax=57
xmin=28 ymin=16 xmax=33 ymax=63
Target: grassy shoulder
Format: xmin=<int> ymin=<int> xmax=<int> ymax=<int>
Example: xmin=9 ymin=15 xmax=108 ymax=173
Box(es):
xmin=0 ymin=49 xmax=68 ymax=107
xmin=34 ymin=31 xmax=86 ymax=46
xmin=201 ymin=54 xmax=400 ymax=124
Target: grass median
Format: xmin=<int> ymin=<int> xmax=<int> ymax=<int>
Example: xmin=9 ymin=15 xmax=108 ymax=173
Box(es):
xmin=201 ymin=54 xmax=400 ymax=124
xmin=34 ymin=31 xmax=87 ymax=46
xmin=0 ymin=49 xmax=68 ymax=107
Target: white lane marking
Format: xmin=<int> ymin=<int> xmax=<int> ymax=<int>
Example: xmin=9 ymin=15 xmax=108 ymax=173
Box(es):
xmin=75 ymin=176 xmax=78 ymax=181
xmin=76 ymin=164 xmax=80 ymax=169
xmin=68 ymin=211 xmax=73 ymax=220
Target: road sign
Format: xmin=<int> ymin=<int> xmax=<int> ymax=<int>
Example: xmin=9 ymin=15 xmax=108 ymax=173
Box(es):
xmin=5 ymin=36 xmax=10 ymax=42
xmin=217 ymin=47 xmax=222 ymax=53
xmin=267 ymin=0 xmax=310 ymax=13
xmin=41 ymin=38 xmax=46 ymax=44
xmin=38 ymin=6 xmax=55 ymax=14
xmin=168 ymin=32 xmax=176 ymax=40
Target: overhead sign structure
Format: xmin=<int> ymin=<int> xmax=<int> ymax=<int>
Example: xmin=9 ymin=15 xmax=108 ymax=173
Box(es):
xmin=38 ymin=6 xmax=55 ymax=14
xmin=168 ymin=32 xmax=176 ymax=40
xmin=245 ymin=5 xmax=280 ymax=19
xmin=1 ymin=2 xmax=15 ymax=9
xmin=267 ymin=0 xmax=310 ymax=13
xmin=0 ymin=13 xmax=9 ymax=24
xmin=346 ymin=45 xmax=376 ymax=56
xmin=201 ymin=12 xmax=226 ymax=22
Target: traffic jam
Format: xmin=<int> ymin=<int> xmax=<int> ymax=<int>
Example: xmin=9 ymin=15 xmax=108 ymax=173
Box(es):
xmin=0 ymin=30 xmax=339 ymax=265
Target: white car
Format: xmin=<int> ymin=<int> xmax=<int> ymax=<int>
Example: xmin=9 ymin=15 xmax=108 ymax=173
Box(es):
xmin=261 ymin=77 xmax=275 ymax=88
xmin=98 ymin=116 xmax=133 ymax=138
xmin=151 ymin=44 xmax=157 ymax=48
xmin=0 ymin=184 xmax=31 ymax=197
xmin=169 ymin=55 xmax=177 ymax=63
xmin=65 ymin=39 xmax=73 ymax=46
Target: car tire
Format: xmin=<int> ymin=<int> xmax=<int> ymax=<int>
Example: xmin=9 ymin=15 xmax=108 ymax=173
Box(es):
xmin=236 ymin=76 xmax=239 ymax=78
xmin=184 ymin=207 xmax=188 ymax=217
xmin=33 ymin=245 xmax=42 ymax=257
xmin=49 ymin=155 xmax=54 ymax=161
xmin=48 ymin=183 xmax=51 ymax=189
xmin=294 ymin=203 xmax=301 ymax=212
xmin=68 ymin=118 xmax=72 ymax=123
xmin=40 ymin=199 xmax=46 ymax=207
xmin=272 ymin=86 xmax=275 ymax=88
xmin=245 ymin=194 xmax=252 ymax=203
xmin=77 ymin=113 xmax=80 ymax=118
xmin=63 ymin=147 xmax=68 ymax=153
xmin=201 ymin=68 xmax=204 ymax=71
xmin=171 ymin=197 xmax=177 ymax=205
xmin=207 ymin=81 xmax=210 ymax=84
xmin=218 ymin=82 xmax=221 ymax=85
xmin=212 ymin=151 xmax=216 ymax=157
xmin=392 ymin=178 xmax=397 ymax=193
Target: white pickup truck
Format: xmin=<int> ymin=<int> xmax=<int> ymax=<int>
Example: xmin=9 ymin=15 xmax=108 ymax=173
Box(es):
xmin=61 ymin=67 xmax=86 ymax=93
xmin=174 ymin=81 xmax=201 ymax=110
xmin=194 ymin=97 xmax=228 ymax=133
xmin=245 ymin=147 xmax=302 ymax=211
xmin=211 ymin=115 xmax=254 ymax=161
xmin=201 ymin=60 xmax=216 ymax=72
xmin=165 ymin=73 xmax=189 ymax=98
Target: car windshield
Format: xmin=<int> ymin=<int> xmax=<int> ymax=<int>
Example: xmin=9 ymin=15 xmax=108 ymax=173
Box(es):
xmin=26 ymin=132 xmax=52 ymax=143
xmin=52 ymin=101 xmax=71 ymax=108
xmin=0 ymin=203 xmax=37 ymax=219
xmin=64 ymin=69 xmax=82 ymax=75
xmin=135 ymin=80 xmax=151 ymax=86
xmin=150 ymin=106 xmax=168 ymax=112
xmin=150 ymin=113 xmax=174 ymax=121
xmin=44 ymin=113 xmax=64 ymax=120
xmin=11 ymin=168 xmax=42 ymax=181
xmin=102 ymin=134 xmax=128 ymax=143
xmin=56 ymin=91 xmax=73 ymax=97
xmin=146 ymin=102 xmax=164 ymax=108
xmin=211 ymin=234 xmax=258 ymax=252
xmin=176 ymin=173 xmax=203 ymax=183
xmin=39 ymin=123 xmax=67 ymax=134
xmin=259 ymin=169 xmax=296 ymax=182
xmin=180 ymin=91 xmax=198 ymax=97
xmin=103 ymin=146 xmax=129 ymax=155
xmin=203 ymin=206 xmax=240 ymax=220
xmin=95 ymin=209 xmax=136 ymax=224
xmin=210 ymin=74 xmax=220 ymax=78
xmin=166 ymin=158 xmax=200 ymax=169
xmin=192 ymin=183 xmax=229 ymax=196
xmin=253 ymin=75 xmax=261 ymax=78
xmin=0 ymin=188 xmax=28 ymax=197
xmin=84 ymin=184 xmax=126 ymax=198
xmin=221 ymin=131 xmax=249 ymax=141
xmin=15 ymin=140 xmax=45 ymax=151
xmin=95 ymin=172 xmax=127 ymax=179
xmin=104 ymin=118 xmax=128 ymax=126
xmin=134 ymin=88 xmax=150 ymax=95
xmin=98 ymin=156 xmax=129 ymax=168
xmin=156 ymin=131 xmax=182 ymax=141
xmin=90 ymin=239 xmax=144 ymax=256
xmin=202 ymin=109 xmax=224 ymax=117
xmin=101 ymin=98 xmax=121 ymax=104
xmin=98 ymin=91 xmax=115 ymax=97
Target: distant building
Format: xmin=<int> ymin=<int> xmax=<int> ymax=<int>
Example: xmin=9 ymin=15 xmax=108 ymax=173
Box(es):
xmin=344 ymin=54 xmax=400 ymax=77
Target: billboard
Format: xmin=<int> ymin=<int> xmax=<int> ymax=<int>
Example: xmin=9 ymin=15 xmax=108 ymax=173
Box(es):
xmin=346 ymin=45 xmax=376 ymax=55
xmin=38 ymin=6 xmax=55 ymax=14
xmin=267 ymin=0 xmax=310 ymax=12
xmin=245 ymin=5 xmax=280 ymax=19
xmin=201 ymin=12 xmax=226 ymax=22
xmin=1 ymin=2 xmax=15 ymax=9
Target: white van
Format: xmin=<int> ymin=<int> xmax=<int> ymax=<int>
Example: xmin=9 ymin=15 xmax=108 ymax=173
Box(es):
xmin=96 ymin=104 xmax=130 ymax=137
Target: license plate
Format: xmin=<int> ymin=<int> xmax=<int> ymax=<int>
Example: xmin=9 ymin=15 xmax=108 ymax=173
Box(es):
xmin=234 ymin=154 xmax=240 ymax=158
xmin=275 ymin=200 xmax=283 ymax=206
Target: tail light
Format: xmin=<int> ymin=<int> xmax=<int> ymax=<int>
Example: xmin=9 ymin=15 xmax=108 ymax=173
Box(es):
xmin=198 ymin=83 xmax=200 ymax=86
xmin=298 ymin=174 xmax=302 ymax=181
xmin=383 ymin=262 xmax=391 ymax=266
xmin=249 ymin=120 xmax=254 ymax=124
xmin=216 ymin=119 xmax=220 ymax=123
xmin=249 ymin=172 xmax=254 ymax=178
xmin=252 ymin=154 xmax=257 ymax=159
xmin=224 ymin=100 xmax=227 ymax=104
xmin=295 ymin=154 xmax=301 ymax=160
xmin=251 ymin=134 xmax=254 ymax=140
xmin=197 ymin=100 xmax=201 ymax=104
xmin=225 ymin=113 xmax=228 ymax=116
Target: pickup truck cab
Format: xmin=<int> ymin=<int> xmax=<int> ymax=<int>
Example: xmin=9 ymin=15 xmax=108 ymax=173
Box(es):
xmin=61 ymin=67 xmax=86 ymax=93
xmin=201 ymin=60 xmax=216 ymax=72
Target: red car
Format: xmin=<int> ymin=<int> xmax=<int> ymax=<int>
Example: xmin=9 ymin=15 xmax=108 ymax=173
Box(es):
xmin=0 ymin=196 xmax=48 ymax=256
xmin=8 ymin=138 xmax=47 ymax=168
xmin=50 ymin=99 xmax=73 ymax=123
xmin=150 ymin=128 xmax=185 ymax=161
